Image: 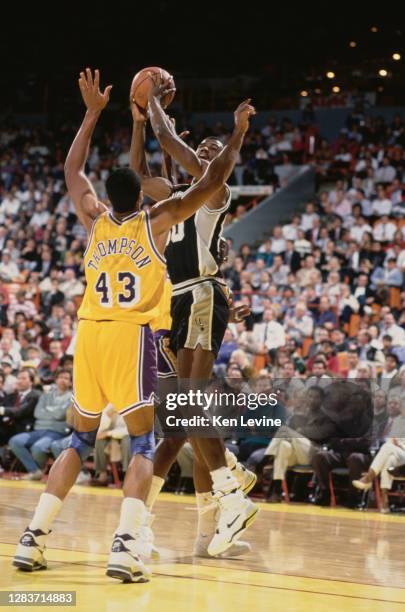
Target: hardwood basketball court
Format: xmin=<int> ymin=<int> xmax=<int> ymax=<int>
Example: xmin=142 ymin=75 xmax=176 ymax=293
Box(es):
xmin=0 ymin=480 xmax=404 ymax=611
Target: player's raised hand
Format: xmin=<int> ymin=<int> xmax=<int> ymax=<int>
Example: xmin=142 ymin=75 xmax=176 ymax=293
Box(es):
xmin=131 ymin=100 xmax=149 ymax=123
xmin=229 ymin=303 xmax=251 ymax=323
xmin=148 ymin=70 xmax=176 ymax=105
xmin=78 ymin=68 xmax=112 ymax=113
xmin=234 ymin=99 xmax=256 ymax=133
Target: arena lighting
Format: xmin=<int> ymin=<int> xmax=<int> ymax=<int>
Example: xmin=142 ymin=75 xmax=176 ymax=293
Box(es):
xmin=371 ymin=26 xmax=378 ymax=33
xmin=332 ymin=86 xmax=341 ymax=93
xmin=378 ymin=86 xmax=384 ymax=92
xmin=314 ymin=88 xmax=321 ymax=94
xmin=393 ymin=53 xmax=401 ymax=61
xmin=379 ymin=69 xmax=388 ymax=77
xmin=349 ymin=41 xmax=357 ymax=48
xmin=326 ymin=71 xmax=335 ymax=79
xmin=300 ymin=90 xmax=309 ymax=97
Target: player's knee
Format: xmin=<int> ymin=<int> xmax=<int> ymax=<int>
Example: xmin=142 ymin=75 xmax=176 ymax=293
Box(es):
xmin=69 ymin=428 xmax=98 ymax=462
xmin=130 ymin=431 xmax=155 ymax=461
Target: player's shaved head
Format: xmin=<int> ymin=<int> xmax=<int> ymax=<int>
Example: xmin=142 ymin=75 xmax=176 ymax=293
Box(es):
xmin=106 ymin=168 xmax=142 ymax=213
xmin=196 ymin=137 xmax=224 ymax=161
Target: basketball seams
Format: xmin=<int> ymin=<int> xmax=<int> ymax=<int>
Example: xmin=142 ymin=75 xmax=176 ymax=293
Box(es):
xmin=131 ymin=72 xmax=157 ymax=98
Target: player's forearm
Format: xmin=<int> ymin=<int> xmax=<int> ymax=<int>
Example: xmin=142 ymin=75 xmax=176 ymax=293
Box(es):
xmin=204 ymin=125 xmax=246 ymax=188
xmin=130 ymin=121 xmax=150 ymax=177
xmin=148 ymin=94 xmax=173 ymax=143
xmin=64 ymin=110 xmax=100 ymax=178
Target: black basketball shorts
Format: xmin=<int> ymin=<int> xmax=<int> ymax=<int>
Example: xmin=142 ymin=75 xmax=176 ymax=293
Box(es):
xmin=170 ymin=280 xmax=229 ymax=357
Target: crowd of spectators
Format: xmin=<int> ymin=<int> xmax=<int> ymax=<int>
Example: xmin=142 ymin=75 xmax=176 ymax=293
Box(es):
xmin=0 ymin=110 xmax=404 ymax=511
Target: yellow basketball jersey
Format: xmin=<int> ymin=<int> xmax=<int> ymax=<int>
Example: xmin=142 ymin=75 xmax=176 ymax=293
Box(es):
xmin=78 ymin=210 xmax=166 ymax=325
xmin=150 ymin=279 xmax=173 ymax=332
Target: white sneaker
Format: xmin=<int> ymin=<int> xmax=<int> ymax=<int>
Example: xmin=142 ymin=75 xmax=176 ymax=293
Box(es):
xmin=106 ymin=533 xmax=151 ymax=583
xmin=208 ymin=492 xmax=259 ymax=557
xmin=194 ymin=536 xmax=251 ymax=558
xmin=232 ymin=463 xmax=257 ymax=495
xmin=13 ymin=527 xmax=48 ymax=571
xmin=138 ymin=514 xmax=160 ymax=560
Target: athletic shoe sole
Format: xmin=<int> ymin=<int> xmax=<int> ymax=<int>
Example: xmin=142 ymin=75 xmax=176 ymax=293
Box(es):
xmin=13 ymin=556 xmax=47 ymax=572
xmin=242 ymin=472 xmax=257 ymax=495
xmin=106 ymin=565 xmax=149 ymax=583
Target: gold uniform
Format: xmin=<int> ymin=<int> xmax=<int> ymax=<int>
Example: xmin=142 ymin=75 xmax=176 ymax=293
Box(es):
xmin=73 ymin=209 xmax=166 ymax=418
xmin=149 ymin=279 xmax=177 ymax=378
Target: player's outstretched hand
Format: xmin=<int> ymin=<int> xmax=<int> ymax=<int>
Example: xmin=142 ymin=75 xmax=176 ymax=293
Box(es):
xmin=131 ymin=100 xmax=149 ymax=123
xmin=148 ymin=70 xmax=176 ymax=104
xmin=79 ymin=69 xmax=112 ymax=113
xmin=229 ymin=303 xmax=251 ymax=323
xmin=234 ymin=99 xmax=256 ymax=133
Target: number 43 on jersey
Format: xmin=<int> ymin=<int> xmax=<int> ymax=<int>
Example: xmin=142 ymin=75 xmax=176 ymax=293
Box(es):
xmin=95 ymin=271 xmax=140 ymax=308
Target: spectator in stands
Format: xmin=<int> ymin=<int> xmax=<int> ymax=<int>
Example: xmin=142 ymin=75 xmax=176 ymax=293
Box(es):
xmin=311 ymin=380 xmax=373 ymax=506
xmin=266 ymin=386 xmax=331 ymax=502
xmin=296 ymin=255 xmax=320 ymax=288
xmin=8 ymin=369 xmax=71 ymax=479
xmin=306 ymin=359 xmax=332 ymax=388
xmin=282 ymin=214 xmax=301 ymax=240
xmin=379 ymin=313 xmax=405 ymax=347
xmin=379 ymin=354 xmax=400 ymax=392
xmin=7 ymin=289 xmax=37 ymax=324
xmin=374 ymin=157 xmax=397 ymax=184
xmin=252 ymin=307 xmax=285 ymax=360
xmin=215 ymin=328 xmax=239 ymax=374
xmin=373 ymin=215 xmax=397 ymax=242
xmin=1 ymin=358 xmax=17 ymax=393
xmin=372 ymin=185 xmax=392 ymax=216
xmin=268 ymin=255 xmax=289 ymax=286
xmin=59 ymin=268 xmax=85 ymax=299
xmin=313 ymin=296 xmax=337 ymax=328
xmin=346 ymin=348 xmax=360 ymax=379
xmin=0 ymin=250 xmax=21 ymax=282
xmin=271 ymin=226 xmax=286 ymax=255
xmin=0 ymin=369 xmax=40 ymax=446
xmin=353 ymin=396 xmax=405 ymax=512
xmin=285 ymin=302 xmax=313 ymax=341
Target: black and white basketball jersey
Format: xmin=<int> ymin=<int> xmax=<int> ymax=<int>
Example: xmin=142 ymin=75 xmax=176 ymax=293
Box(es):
xmin=165 ymin=186 xmax=231 ymax=293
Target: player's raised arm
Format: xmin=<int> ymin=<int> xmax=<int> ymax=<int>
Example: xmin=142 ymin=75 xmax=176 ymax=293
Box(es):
xmin=148 ymin=73 xmax=206 ymax=179
xmin=64 ymin=68 xmax=112 ymax=232
xmin=129 ymin=101 xmax=173 ymax=201
xmin=150 ymin=99 xmax=256 ymax=236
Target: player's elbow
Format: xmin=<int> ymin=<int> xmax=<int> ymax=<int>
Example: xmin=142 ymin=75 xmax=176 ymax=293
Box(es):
xmin=64 ymin=160 xmax=74 ymax=183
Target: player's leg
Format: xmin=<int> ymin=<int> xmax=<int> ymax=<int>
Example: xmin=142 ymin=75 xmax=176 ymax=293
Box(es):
xmin=178 ymin=345 xmax=258 ymax=557
xmin=13 ymin=320 xmax=104 ymax=572
xmin=13 ymin=410 xmax=101 ymax=572
xmin=106 ymin=405 xmax=155 ymax=583
xmin=104 ymin=323 xmax=156 ymax=583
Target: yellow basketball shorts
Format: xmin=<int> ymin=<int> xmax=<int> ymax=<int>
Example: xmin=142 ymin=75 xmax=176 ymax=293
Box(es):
xmin=72 ymin=319 xmax=157 ymax=419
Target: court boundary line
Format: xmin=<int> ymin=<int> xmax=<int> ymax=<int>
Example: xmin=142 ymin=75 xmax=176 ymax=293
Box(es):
xmin=1 ymin=479 xmax=403 ymax=525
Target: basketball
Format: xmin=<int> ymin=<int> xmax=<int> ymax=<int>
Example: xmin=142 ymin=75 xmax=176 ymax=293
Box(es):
xmin=130 ymin=66 xmax=175 ymax=110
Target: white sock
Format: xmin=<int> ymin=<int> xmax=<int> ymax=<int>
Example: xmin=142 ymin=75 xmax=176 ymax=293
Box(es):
xmin=29 ymin=493 xmax=63 ymax=533
xmin=210 ymin=466 xmax=239 ymax=496
xmin=196 ymin=492 xmax=216 ymax=539
xmin=145 ymin=475 xmax=165 ymax=511
xmin=117 ymin=497 xmax=146 ymax=537
xmin=225 ymin=448 xmax=238 ymax=470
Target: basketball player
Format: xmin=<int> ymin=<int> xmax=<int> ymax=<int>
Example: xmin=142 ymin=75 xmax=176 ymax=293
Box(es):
xmin=130 ymin=73 xmax=258 ymax=557
xmin=13 ymin=69 xmax=255 ymax=582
